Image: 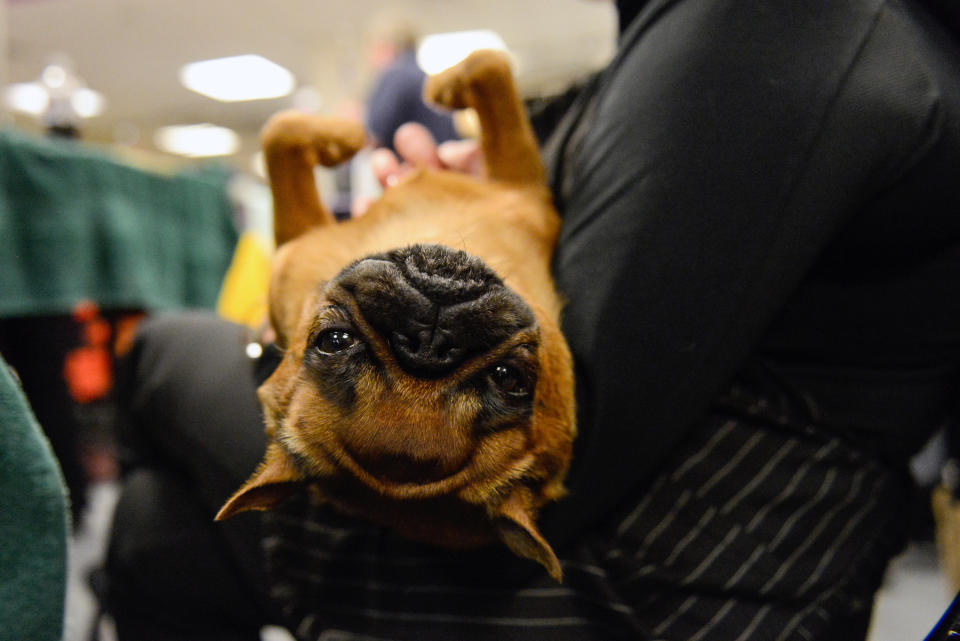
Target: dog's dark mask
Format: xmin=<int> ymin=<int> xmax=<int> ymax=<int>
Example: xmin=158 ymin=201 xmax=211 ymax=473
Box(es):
xmin=336 ymin=244 xmax=536 ymax=379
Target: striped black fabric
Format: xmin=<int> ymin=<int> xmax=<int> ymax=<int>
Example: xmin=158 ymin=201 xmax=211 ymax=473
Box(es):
xmin=264 ymin=389 xmax=911 ymax=641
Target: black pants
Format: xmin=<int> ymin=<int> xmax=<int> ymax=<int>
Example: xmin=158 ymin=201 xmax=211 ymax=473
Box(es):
xmin=102 ymin=312 xmax=273 ymax=640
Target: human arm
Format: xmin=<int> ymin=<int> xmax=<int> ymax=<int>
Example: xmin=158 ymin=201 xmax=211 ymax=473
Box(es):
xmin=355 ymin=0 xmax=957 ymax=549
xmin=541 ymin=0 xmax=953 ymax=544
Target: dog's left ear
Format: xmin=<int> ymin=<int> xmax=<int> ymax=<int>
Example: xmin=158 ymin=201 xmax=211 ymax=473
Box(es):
xmin=493 ymin=489 xmax=562 ymax=582
xmin=215 ymin=443 xmax=306 ymax=521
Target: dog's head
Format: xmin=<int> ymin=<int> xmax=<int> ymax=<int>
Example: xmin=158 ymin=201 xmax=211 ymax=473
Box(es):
xmin=218 ymin=243 xmax=574 ymax=580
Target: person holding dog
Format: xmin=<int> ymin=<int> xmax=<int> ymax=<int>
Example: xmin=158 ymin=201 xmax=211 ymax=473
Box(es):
xmin=101 ymin=0 xmax=960 ymax=639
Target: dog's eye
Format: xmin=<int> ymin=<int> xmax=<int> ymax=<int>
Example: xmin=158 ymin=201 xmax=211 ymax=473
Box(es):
xmin=316 ymin=329 xmax=358 ymax=354
xmin=488 ymin=364 xmax=529 ymax=398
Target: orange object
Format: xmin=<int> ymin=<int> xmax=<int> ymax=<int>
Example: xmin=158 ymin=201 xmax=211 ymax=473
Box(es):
xmin=114 ymin=312 xmax=146 ymax=357
xmin=63 ymin=346 xmax=112 ymax=403
xmin=64 ymin=300 xmax=117 ymax=403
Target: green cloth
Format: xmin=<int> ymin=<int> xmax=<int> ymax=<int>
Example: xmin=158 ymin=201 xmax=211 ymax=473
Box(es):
xmin=0 ymin=356 xmax=69 ymax=641
xmin=0 ymin=128 xmax=238 ymax=316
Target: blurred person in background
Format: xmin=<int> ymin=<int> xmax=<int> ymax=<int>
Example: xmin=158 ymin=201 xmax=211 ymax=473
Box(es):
xmin=333 ymin=20 xmax=461 ymax=219
xmin=364 ymin=20 xmax=459 ymax=154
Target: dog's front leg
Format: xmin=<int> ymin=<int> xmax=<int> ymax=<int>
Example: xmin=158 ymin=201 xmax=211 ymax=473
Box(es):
xmin=424 ymin=50 xmax=547 ymax=188
xmin=261 ymin=112 xmax=366 ymax=246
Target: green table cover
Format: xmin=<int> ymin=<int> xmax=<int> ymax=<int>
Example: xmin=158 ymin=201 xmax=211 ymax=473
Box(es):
xmin=0 ymin=128 xmax=237 ymax=316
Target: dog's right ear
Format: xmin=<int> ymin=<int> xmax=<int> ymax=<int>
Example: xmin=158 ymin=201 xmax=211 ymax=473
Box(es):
xmin=492 ymin=488 xmax=563 ymax=582
xmin=215 ymin=443 xmax=306 ymax=521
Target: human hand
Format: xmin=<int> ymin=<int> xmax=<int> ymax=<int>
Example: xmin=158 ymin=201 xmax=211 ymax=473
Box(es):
xmin=351 ymin=122 xmax=482 ymax=217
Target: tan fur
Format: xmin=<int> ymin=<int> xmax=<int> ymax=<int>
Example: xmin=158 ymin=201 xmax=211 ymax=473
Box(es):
xmin=217 ymin=50 xmax=575 ymax=581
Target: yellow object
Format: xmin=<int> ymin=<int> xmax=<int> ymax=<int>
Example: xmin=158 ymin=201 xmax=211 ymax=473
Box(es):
xmin=933 ymin=483 xmax=960 ymax=592
xmin=217 ymin=231 xmax=272 ymax=328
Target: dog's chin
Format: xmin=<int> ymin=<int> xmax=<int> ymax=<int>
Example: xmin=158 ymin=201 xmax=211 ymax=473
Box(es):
xmin=342 ymin=446 xmax=466 ymax=484
xmin=317 ymin=438 xmax=486 ymax=501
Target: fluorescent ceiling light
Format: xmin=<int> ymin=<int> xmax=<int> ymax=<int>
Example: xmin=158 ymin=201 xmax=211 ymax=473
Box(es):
xmin=416 ymin=30 xmax=509 ymax=75
xmin=42 ymin=64 xmax=68 ymax=89
xmin=4 ymin=82 xmax=50 ymax=115
xmin=154 ymin=123 xmax=240 ymax=158
xmin=70 ymin=88 xmax=106 ymax=118
xmin=179 ymin=54 xmax=295 ymax=102
xmin=4 ymin=81 xmax=106 ymax=119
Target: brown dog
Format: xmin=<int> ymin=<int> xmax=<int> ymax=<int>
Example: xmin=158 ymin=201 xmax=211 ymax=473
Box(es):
xmin=216 ymin=50 xmax=575 ymax=581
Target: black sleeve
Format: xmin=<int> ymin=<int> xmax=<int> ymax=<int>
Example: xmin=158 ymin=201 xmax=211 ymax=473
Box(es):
xmin=543 ymin=0 xmax=947 ymax=543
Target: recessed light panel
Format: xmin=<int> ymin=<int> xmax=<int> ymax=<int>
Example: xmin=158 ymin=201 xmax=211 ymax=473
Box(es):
xmin=416 ymin=30 xmax=510 ymax=75
xmin=70 ymin=88 xmax=106 ymax=118
xmin=4 ymin=82 xmax=49 ymax=115
xmin=154 ymin=123 xmax=240 ymax=157
xmin=179 ymin=54 xmax=295 ymax=102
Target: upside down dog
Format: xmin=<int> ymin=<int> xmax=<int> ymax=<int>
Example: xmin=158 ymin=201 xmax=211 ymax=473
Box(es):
xmin=216 ymin=50 xmax=575 ymax=581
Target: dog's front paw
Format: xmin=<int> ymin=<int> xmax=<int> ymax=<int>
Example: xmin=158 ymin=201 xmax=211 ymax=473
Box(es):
xmin=423 ymin=49 xmax=514 ymax=111
xmin=261 ymin=110 xmax=365 ymax=167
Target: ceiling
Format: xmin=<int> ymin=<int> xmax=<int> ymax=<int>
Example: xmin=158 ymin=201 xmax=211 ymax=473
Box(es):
xmin=3 ymin=0 xmax=617 ymax=172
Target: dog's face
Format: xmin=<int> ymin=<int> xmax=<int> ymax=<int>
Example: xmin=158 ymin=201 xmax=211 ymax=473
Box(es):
xmin=220 ymin=242 xmax=574 ymax=579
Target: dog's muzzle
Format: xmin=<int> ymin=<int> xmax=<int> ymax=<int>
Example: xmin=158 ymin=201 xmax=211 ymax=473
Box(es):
xmin=336 ymin=244 xmax=535 ymax=377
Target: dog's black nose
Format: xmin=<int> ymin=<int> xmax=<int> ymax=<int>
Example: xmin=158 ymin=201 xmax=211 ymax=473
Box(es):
xmin=337 ymin=244 xmax=535 ymax=378
xmin=389 ymin=324 xmax=466 ymax=375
